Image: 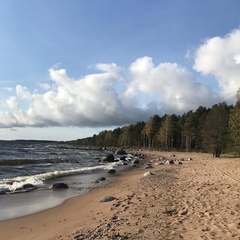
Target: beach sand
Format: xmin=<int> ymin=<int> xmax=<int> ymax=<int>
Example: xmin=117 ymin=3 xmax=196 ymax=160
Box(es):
xmin=0 ymin=151 xmax=240 ymax=240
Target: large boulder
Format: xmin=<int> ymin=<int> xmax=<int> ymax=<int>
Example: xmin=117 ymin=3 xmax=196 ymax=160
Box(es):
xmin=115 ymin=149 xmax=126 ymax=155
xmin=102 ymin=154 xmax=115 ymax=162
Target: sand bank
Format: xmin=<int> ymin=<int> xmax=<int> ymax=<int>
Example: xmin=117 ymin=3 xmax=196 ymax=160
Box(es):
xmin=0 ymin=151 xmax=240 ymax=239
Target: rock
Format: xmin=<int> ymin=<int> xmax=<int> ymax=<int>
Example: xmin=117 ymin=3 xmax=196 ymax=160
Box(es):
xmin=143 ymin=171 xmax=155 ymax=177
xmin=98 ymin=177 xmax=106 ymax=181
xmin=133 ymin=159 xmax=140 ymax=164
xmin=14 ymin=183 xmax=37 ymax=192
xmin=144 ymin=164 xmax=153 ymax=169
xmin=102 ymin=154 xmax=115 ymax=162
xmin=22 ymin=183 xmax=36 ymax=190
xmin=108 ymin=169 xmax=116 ymax=174
xmin=120 ymin=156 xmax=126 ymax=161
xmin=115 ymin=149 xmax=126 ymax=155
xmin=99 ymin=196 xmax=116 ymax=202
xmin=50 ymin=183 xmax=69 ymax=190
xmin=155 ymin=162 xmax=164 ymax=165
xmin=95 ymin=176 xmax=107 ymax=183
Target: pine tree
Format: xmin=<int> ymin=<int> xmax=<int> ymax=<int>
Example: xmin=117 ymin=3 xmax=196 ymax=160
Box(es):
xmin=202 ymin=102 xmax=230 ymax=157
xmin=229 ymin=89 xmax=240 ymax=154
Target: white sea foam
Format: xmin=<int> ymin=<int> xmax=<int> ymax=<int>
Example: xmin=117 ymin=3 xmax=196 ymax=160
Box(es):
xmin=0 ymin=160 xmax=124 ymax=193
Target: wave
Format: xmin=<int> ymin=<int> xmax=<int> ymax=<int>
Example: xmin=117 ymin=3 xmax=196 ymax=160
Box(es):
xmin=0 ymin=160 xmax=124 ymax=194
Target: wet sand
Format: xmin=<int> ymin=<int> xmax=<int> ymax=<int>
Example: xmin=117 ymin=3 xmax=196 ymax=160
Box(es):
xmin=0 ymin=151 xmax=240 ymax=239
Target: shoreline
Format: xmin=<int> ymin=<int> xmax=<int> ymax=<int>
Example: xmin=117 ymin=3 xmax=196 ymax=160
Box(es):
xmin=0 ymin=159 xmax=146 ymax=240
xmin=0 ymin=155 xmax=133 ymax=221
xmin=0 ymin=151 xmax=240 ymax=239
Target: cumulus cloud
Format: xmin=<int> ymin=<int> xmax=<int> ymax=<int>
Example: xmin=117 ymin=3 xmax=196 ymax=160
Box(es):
xmin=125 ymin=56 xmax=218 ymax=114
xmin=2 ymin=27 xmax=240 ymax=129
xmin=0 ymin=57 xmax=219 ymax=128
xmin=194 ymin=29 xmax=240 ymax=100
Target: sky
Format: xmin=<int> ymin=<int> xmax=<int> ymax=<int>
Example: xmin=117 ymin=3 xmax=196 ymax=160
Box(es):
xmin=0 ymin=0 xmax=240 ymax=141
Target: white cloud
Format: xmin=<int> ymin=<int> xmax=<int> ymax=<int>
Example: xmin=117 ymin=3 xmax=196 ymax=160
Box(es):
xmin=6 ymin=96 xmax=19 ymax=111
xmin=125 ymin=56 xmax=218 ymax=113
xmin=194 ymin=29 xmax=240 ymax=100
xmin=0 ymin=64 xmax=148 ymax=128
xmin=1 ymin=41 xmax=238 ymax=129
xmin=16 ymin=85 xmax=32 ymax=99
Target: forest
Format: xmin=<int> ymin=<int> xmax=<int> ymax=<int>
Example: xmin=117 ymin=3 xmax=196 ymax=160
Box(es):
xmin=71 ymin=90 xmax=240 ymax=157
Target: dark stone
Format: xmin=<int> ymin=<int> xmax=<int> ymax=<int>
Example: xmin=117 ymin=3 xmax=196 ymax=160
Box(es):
xmin=115 ymin=149 xmax=126 ymax=155
xmin=15 ymin=183 xmax=37 ymax=191
xmin=133 ymin=159 xmax=139 ymax=164
xmin=102 ymin=154 xmax=115 ymax=162
xmin=108 ymin=169 xmax=116 ymax=174
xmin=50 ymin=183 xmax=69 ymax=190
xmin=99 ymin=196 xmax=116 ymax=202
xmin=0 ymin=189 xmax=9 ymax=194
xmin=22 ymin=184 xmax=36 ymax=189
xmin=120 ymin=156 xmax=126 ymax=161
xmin=98 ymin=177 xmax=106 ymax=181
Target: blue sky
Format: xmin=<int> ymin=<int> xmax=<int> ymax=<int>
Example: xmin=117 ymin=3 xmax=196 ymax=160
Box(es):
xmin=0 ymin=0 xmax=240 ymax=140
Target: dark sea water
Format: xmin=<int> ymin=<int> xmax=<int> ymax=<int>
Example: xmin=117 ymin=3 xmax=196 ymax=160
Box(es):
xmin=0 ymin=140 xmax=134 ymax=221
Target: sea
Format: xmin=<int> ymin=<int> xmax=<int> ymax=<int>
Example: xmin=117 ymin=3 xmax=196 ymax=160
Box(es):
xmin=0 ymin=140 xmax=135 ymax=221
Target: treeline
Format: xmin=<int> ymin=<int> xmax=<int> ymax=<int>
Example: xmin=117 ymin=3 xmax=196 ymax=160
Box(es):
xmin=72 ymin=90 xmax=240 ymax=157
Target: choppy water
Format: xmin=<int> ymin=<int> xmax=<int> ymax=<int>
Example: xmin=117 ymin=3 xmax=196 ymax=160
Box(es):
xmin=0 ymin=140 xmax=135 ymax=220
xmin=0 ymin=140 xmax=127 ymax=194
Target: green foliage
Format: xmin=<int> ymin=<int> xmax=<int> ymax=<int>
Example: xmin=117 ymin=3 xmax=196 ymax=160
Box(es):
xmin=158 ymin=115 xmax=174 ymax=150
xmin=72 ymin=90 xmax=240 ymax=155
xmin=202 ymin=102 xmax=230 ymax=157
xmin=229 ymin=90 xmax=240 ymax=154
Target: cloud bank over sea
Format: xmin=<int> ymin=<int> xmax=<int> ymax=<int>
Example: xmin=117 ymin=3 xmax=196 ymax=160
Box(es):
xmin=1 ymin=29 xmax=240 ymax=129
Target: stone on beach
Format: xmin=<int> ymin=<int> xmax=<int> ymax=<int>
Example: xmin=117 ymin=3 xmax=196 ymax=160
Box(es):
xmin=115 ymin=149 xmax=127 ymax=155
xmin=102 ymin=154 xmax=115 ymax=162
xmin=133 ymin=159 xmax=140 ymax=164
xmin=108 ymin=169 xmax=116 ymax=174
xmin=95 ymin=177 xmax=107 ymax=183
xmin=143 ymin=171 xmax=155 ymax=177
xmin=50 ymin=183 xmax=69 ymax=190
xmin=99 ymin=196 xmax=116 ymax=202
xmin=97 ymin=177 xmax=106 ymax=181
xmin=144 ymin=163 xmax=153 ymax=169
xmin=9 ymin=183 xmax=38 ymax=194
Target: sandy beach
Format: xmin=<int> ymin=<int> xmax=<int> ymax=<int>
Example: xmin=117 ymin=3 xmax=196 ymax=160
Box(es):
xmin=0 ymin=151 xmax=240 ymax=240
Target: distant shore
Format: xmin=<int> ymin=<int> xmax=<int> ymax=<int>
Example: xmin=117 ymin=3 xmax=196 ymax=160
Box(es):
xmin=0 ymin=150 xmax=240 ymax=239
